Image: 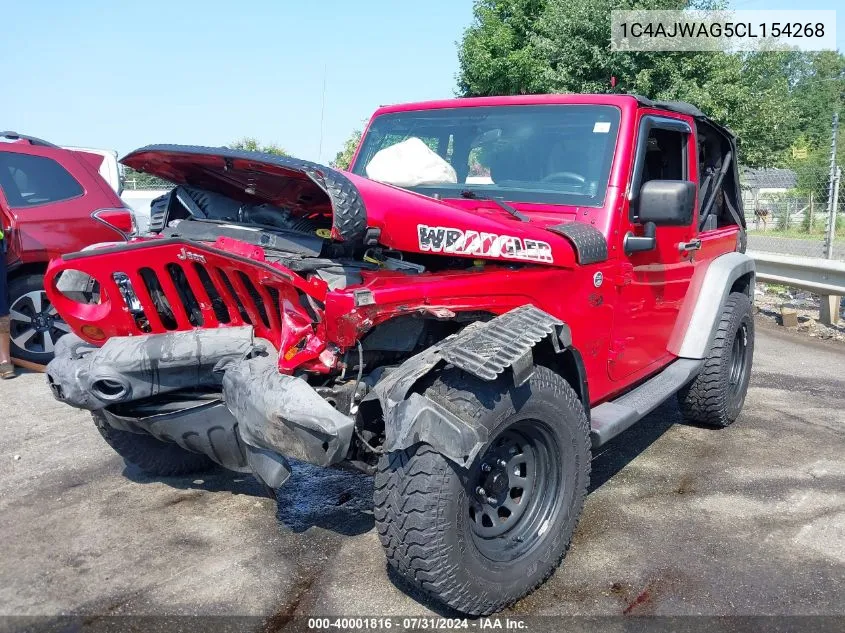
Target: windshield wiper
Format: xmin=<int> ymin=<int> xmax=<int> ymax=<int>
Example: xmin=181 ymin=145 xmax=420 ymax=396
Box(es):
xmin=459 ymin=190 xmax=529 ymax=222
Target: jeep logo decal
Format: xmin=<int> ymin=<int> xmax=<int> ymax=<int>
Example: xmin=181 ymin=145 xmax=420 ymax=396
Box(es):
xmin=417 ymin=224 xmax=553 ymax=263
xmin=176 ymin=247 xmax=207 ymax=264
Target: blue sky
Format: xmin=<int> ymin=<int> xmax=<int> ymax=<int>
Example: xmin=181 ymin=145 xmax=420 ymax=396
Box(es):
xmin=0 ymin=0 xmax=473 ymax=162
xmin=0 ymin=1 xmax=840 ymax=163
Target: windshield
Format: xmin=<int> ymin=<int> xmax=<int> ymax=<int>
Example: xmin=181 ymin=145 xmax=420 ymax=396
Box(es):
xmin=351 ymin=104 xmax=620 ymax=207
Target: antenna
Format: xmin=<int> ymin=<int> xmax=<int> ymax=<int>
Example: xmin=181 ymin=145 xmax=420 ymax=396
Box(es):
xmin=318 ymin=64 xmax=327 ymax=161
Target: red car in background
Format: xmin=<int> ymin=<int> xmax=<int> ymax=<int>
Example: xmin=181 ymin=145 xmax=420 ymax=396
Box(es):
xmin=0 ymin=132 xmax=133 ymax=364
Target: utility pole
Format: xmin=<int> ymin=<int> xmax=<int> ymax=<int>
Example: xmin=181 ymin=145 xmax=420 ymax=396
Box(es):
xmin=826 ymin=167 xmax=841 ymax=260
xmin=823 ymin=112 xmax=839 ymax=259
xmin=820 ymin=113 xmax=841 ymax=326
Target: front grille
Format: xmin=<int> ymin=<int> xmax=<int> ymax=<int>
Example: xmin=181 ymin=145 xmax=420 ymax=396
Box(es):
xmin=129 ymin=261 xmax=278 ymax=335
xmin=46 ymin=239 xmax=326 ymax=349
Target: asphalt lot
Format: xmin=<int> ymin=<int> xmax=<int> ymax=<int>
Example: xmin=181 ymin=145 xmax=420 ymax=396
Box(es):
xmin=0 ymin=318 xmax=843 ymax=622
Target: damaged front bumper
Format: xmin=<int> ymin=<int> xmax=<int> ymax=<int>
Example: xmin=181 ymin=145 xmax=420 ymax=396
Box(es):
xmin=46 ymin=329 xmax=354 ymax=488
xmin=221 ymin=352 xmax=354 ymax=467
xmin=46 ymin=327 xmax=255 ymax=410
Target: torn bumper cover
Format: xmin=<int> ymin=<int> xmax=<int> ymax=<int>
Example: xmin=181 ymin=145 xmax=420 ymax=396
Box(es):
xmin=222 ymin=352 xmax=354 ymax=467
xmin=46 ymin=328 xmax=355 ymax=473
xmin=46 ymin=327 xmax=255 ymax=410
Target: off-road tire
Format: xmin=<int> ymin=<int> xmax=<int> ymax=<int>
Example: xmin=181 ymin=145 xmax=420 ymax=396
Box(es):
xmin=92 ymin=412 xmax=214 ymax=476
xmin=373 ymin=366 xmax=591 ymax=616
xmin=679 ymin=292 xmax=754 ymax=427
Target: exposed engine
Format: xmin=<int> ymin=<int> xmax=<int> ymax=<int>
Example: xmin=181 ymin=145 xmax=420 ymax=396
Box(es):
xmin=51 ymin=185 xmax=486 ymax=473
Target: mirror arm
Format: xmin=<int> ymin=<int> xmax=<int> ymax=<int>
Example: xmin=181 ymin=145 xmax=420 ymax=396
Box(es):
xmin=623 ymin=222 xmax=657 ymax=254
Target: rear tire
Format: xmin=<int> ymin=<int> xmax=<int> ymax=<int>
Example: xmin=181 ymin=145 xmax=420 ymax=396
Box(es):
xmin=92 ymin=412 xmax=214 ymax=476
xmin=373 ymin=366 xmax=590 ymax=615
xmin=679 ymin=292 xmax=754 ymax=427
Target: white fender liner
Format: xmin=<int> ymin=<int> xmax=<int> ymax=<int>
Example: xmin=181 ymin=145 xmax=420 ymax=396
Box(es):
xmin=668 ymin=252 xmax=755 ymax=360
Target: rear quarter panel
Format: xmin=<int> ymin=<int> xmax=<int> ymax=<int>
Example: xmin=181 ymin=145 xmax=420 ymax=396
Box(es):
xmin=666 ymin=226 xmax=744 ymax=356
xmin=2 ymin=146 xmax=126 ymax=268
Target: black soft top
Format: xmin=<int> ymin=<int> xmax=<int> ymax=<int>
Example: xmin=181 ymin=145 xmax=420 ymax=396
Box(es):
xmin=632 ymin=94 xmax=745 ymax=233
xmin=631 ymin=95 xmax=736 ymax=140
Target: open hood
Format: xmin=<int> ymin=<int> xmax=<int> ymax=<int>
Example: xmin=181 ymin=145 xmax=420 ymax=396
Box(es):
xmin=121 ymin=145 xmax=368 ymax=242
xmin=122 ymin=145 xmax=578 ymax=268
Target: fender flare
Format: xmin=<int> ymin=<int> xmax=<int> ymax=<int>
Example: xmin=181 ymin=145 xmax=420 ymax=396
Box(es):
xmin=366 ymin=305 xmax=581 ymax=466
xmin=668 ymin=252 xmax=756 ymax=359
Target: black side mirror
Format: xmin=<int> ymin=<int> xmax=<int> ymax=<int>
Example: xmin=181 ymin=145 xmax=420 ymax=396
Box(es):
xmin=637 ymin=180 xmax=696 ymax=226
xmin=625 ymin=180 xmax=696 ymax=254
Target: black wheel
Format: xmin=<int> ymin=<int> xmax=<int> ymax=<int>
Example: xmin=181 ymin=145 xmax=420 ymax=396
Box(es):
xmin=92 ymin=412 xmax=214 ymax=476
xmin=679 ymin=292 xmax=755 ymax=427
xmin=374 ymin=366 xmax=591 ymax=616
xmin=8 ymin=274 xmax=71 ymax=365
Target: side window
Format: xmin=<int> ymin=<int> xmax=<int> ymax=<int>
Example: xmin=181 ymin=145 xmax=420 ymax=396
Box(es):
xmin=642 ymin=128 xmax=687 ymax=183
xmin=0 ymin=153 xmax=84 ymax=208
xmin=697 ymin=125 xmax=740 ymax=230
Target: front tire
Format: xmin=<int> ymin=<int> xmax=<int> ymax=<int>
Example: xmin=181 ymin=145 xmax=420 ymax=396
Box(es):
xmin=92 ymin=412 xmax=214 ymax=476
xmin=373 ymin=366 xmax=590 ymax=616
xmin=8 ymin=274 xmax=71 ymax=365
xmin=679 ymin=292 xmax=755 ymax=427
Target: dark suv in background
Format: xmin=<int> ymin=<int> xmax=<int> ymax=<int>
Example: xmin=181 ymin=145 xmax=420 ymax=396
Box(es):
xmin=0 ymin=132 xmax=132 ymax=364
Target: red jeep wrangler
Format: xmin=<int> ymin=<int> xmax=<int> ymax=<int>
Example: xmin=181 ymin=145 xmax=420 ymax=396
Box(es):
xmin=44 ymin=94 xmax=754 ymax=615
xmin=0 ymin=132 xmax=132 ymax=364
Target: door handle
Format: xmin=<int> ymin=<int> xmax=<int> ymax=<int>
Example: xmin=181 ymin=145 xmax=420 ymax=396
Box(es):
xmin=678 ymin=239 xmax=701 ymax=253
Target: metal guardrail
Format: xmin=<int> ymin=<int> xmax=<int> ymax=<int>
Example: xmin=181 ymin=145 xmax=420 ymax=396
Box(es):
xmin=749 ymin=251 xmax=845 ymax=295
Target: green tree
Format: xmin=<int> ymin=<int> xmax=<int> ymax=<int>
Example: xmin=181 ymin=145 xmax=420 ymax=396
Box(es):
xmin=456 ymin=0 xmax=843 ymax=168
xmin=331 ymin=129 xmax=363 ymax=170
xmin=228 ymin=137 xmax=288 ymax=156
xmin=530 ymin=0 xmax=800 ymax=166
xmin=457 ymin=0 xmax=547 ymax=96
xmin=791 ymin=51 xmax=845 ymax=149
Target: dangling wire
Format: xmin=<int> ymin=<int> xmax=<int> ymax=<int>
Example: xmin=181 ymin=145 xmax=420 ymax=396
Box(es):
xmin=349 ymin=340 xmax=364 ymax=415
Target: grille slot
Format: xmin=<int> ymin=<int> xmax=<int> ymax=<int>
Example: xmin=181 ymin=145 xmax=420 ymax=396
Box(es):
xmin=139 ymin=267 xmax=178 ymax=330
xmin=165 ymin=263 xmax=204 ymax=327
xmin=265 ymin=286 xmax=283 ymax=329
xmin=298 ymin=291 xmax=321 ymax=323
xmin=215 ymin=268 xmax=251 ymax=324
xmin=193 ymin=263 xmax=230 ymax=324
xmin=236 ymin=271 xmax=270 ymax=329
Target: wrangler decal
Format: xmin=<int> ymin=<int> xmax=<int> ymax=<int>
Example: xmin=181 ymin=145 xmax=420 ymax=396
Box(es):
xmin=417 ymin=224 xmax=554 ymax=263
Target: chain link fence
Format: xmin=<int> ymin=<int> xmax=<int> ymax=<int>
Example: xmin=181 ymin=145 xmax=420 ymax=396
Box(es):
xmin=743 ymin=112 xmax=843 ymax=262
xmin=122 ymin=175 xmax=173 ymax=190
xmin=743 ymin=167 xmax=844 ymax=261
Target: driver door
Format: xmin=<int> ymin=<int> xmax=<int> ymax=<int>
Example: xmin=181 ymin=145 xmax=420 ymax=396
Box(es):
xmin=609 ymin=113 xmax=699 ymax=382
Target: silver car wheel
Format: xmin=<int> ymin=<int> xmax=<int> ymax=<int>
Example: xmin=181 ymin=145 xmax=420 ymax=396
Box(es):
xmin=9 ymin=290 xmax=70 ymax=356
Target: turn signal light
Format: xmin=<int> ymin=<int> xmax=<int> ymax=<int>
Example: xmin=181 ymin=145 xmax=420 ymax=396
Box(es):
xmin=284 ymin=337 xmax=308 ymax=361
xmin=80 ymin=325 xmax=106 ymax=341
